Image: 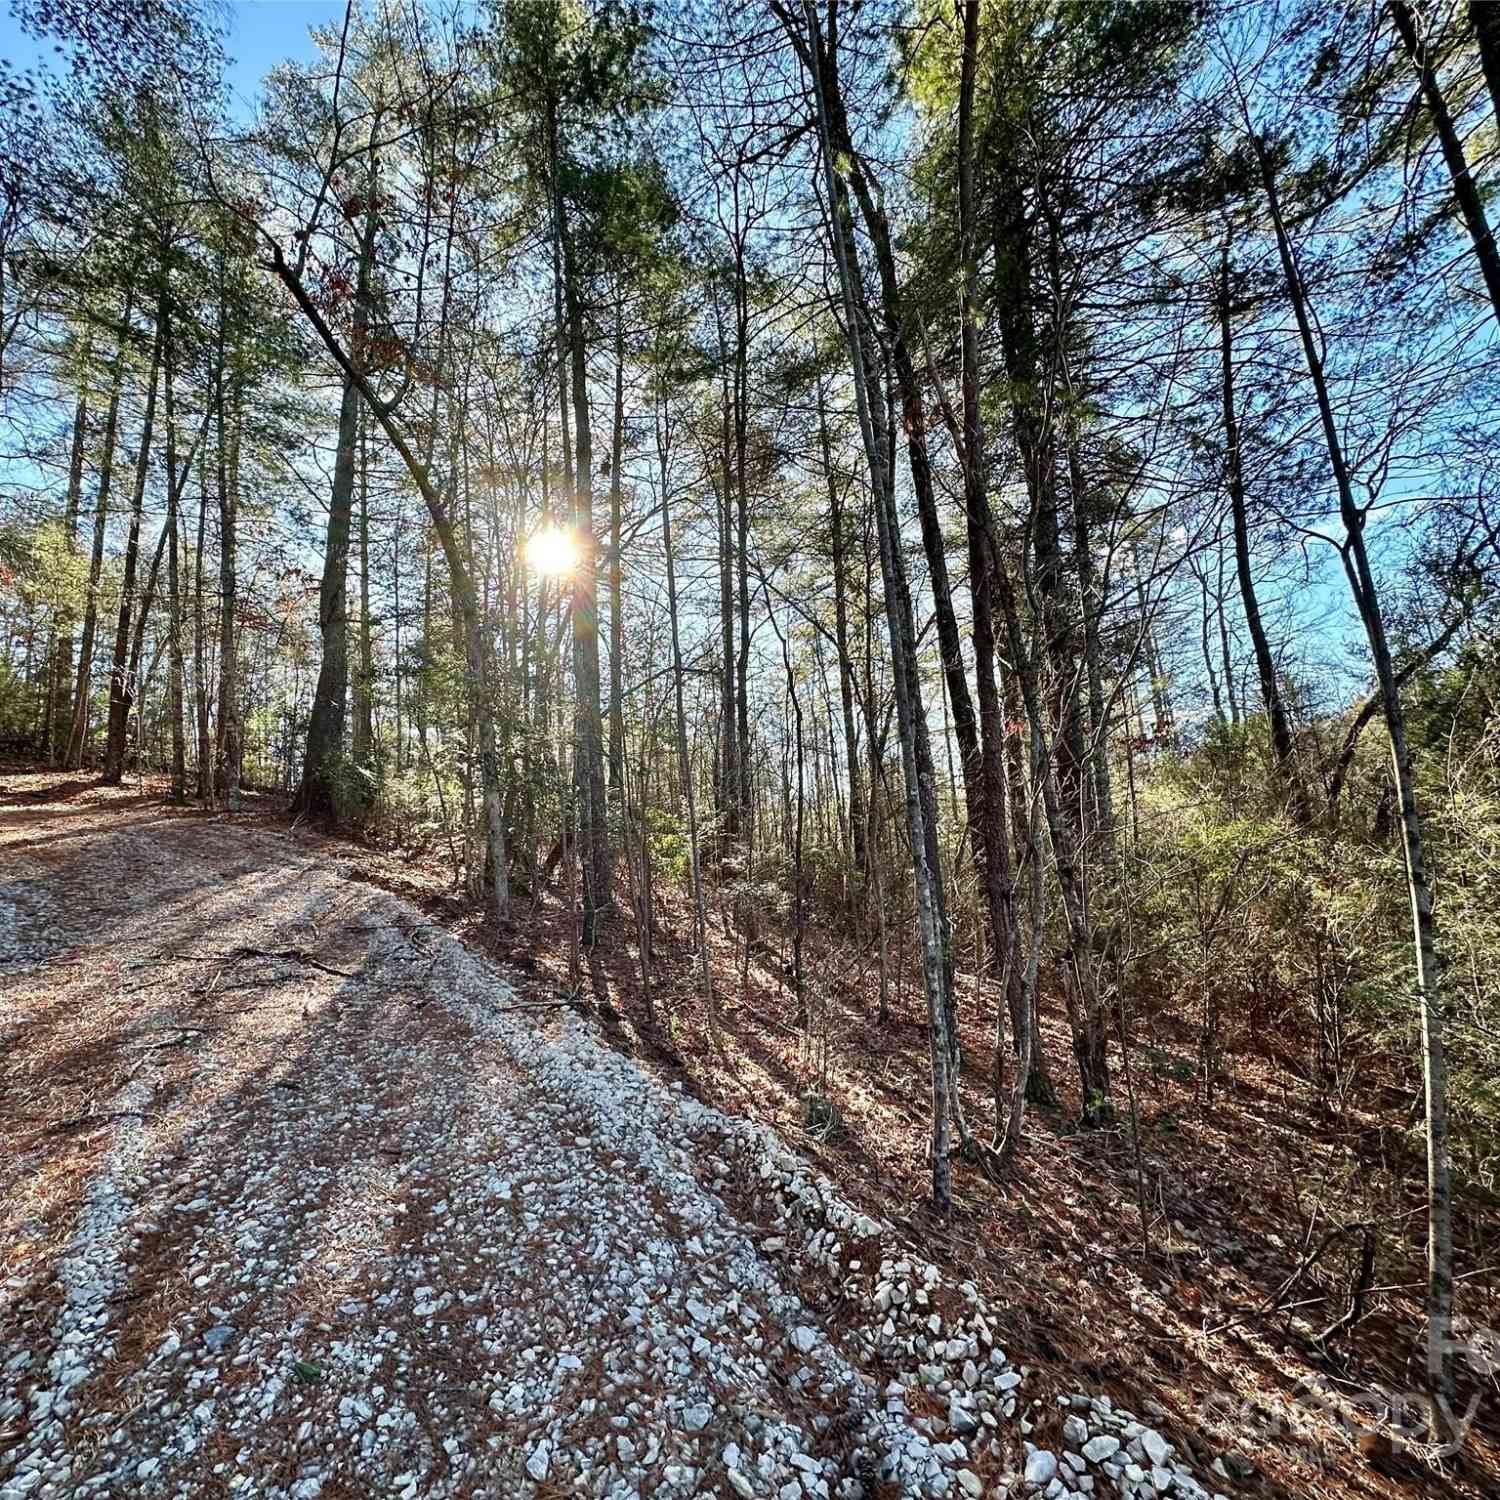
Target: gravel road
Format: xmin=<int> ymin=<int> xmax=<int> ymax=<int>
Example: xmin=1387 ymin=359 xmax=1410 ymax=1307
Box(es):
xmin=0 ymin=788 xmax=1225 ymax=1500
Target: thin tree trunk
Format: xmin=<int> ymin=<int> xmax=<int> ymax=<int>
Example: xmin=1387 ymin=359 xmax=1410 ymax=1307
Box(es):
xmin=658 ymin=391 xmax=715 ymax=1026
xmin=1220 ymin=241 xmax=1302 ymax=813
xmin=193 ymin=436 xmax=211 ymax=802
xmin=608 ymin=296 xmax=626 ymax=800
xmin=1198 ymin=559 xmax=1224 ymax=723
xmin=733 ymin=242 xmax=754 ymax=851
xmin=715 ymin=302 xmax=740 ymax=850
xmin=1392 ymin=1 xmax=1500 ymax=324
xmin=1215 ymin=541 xmax=1240 ymax=727
xmin=1470 ymin=0 xmax=1500 ymax=125
xmin=1066 ymin=436 xmax=1116 ymax=850
xmin=48 ymin=354 xmax=90 ymax=760
xmin=788 ymin=0 xmax=954 ymax=1210
xmin=103 ymin=285 xmax=167 ymax=785
xmin=819 ymin=381 xmax=867 ymax=881
xmin=68 ymin=298 xmax=131 ymax=768
xmin=769 ymin=596 xmax=806 ymax=1019
xmin=217 ymin=380 xmax=243 ymax=811
xmin=353 ymin=402 xmax=375 ymax=765
xmin=163 ymin=315 xmax=186 ymax=803
xmin=562 ymin=214 xmax=611 ymax=936
xmin=955 ymin=0 xmax=1027 ymax=1162
xmin=805 ymin=16 xmax=979 ymax=1108
xmin=1256 ymin=129 xmax=1453 ymax=1417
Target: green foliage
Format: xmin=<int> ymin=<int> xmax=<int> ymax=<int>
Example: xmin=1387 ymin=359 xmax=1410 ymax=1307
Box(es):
xmin=0 ymin=519 xmax=89 ymax=619
xmin=1129 ymin=690 xmax=1500 ymax=1193
xmin=0 ymin=658 xmax=38 ymax=743
xmin=320 ymin=750 xmax=466 ymax=854
xmin=640 ymin=803 xmax=689 ymax=883
xmin=0 ymin=520 xmax=90 ymax=746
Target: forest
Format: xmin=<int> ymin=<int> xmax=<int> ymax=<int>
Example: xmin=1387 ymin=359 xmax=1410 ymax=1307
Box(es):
xmin=4 ymin=0 xmax=1500 ymax=1492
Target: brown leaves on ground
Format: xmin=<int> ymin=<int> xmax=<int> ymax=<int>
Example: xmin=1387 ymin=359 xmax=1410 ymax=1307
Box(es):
xmin=4 ymin=765 xmax=1498 ymax=1498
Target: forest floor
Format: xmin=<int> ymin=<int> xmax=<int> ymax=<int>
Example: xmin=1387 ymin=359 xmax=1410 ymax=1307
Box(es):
xmin=0 ymin=769 xmax=1497 ymax=1500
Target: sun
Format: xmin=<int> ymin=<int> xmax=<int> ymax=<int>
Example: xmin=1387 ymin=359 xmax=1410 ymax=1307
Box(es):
xmin=526 ymin=523 xmax=576 ymax=577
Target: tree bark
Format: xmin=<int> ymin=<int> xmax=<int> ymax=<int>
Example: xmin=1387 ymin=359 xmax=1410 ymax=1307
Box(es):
xmin=102 ymin=285 xmax=167 ymax=785
xmin=955 ymin=0 xmax=1028 ymax=1160
xmin=293 ymin=174 xmax=378 ymax=820
xmin=657 ymin=387 xmax=715 ymax=1021
xmin=786 ymin=0 xmax=955 ymax=1209
xmin=1256 ymin=129 xmax=1454 ymax=1417
xmin=818 ymin=380 xmax=866 ymax=881
xmin=1393 ymin=1 xmax=1500 ymax=325
xmin=562 ymin=213 xmax=611 ymax=936
xmin=192 ymin=435 xmax=211 ymax=802
xmin=1219 ymin=242 xmax=1303 ymax=816
xmin=608 ymin=297 xmax=626 ymax=801
xmin=1066 ymin=435 xmax=1116 ymax=849
xmin=714 ymin=292 xmax=740 ymax=851
xmin=352 ymin=402 xmax=375 ymax=766
xmin=47 ymin=353 xmax=90 ymax=761
xmin=732 ymin=239 xmax=754 ymax=850
xmin=67 ymin=299 xmax=131 ymax=768
xmin=217 ymin=378 xmax=243 ymax=811
xmin=163 ymin=314 xmax=187 ymax=803
xmin=1470 ymin=0 xmax=1500 ymax=125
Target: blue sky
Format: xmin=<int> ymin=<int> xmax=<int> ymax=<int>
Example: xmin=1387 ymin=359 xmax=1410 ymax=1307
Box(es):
xmin=218 ymin=1 xmax=351 ymax=110
xmin=0 ymin=0 xmax=349 ymax=112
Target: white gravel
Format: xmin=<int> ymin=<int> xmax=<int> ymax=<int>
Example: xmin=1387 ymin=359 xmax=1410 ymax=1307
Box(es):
xmin=0 ymin=807 xmax=1234 ymax=1500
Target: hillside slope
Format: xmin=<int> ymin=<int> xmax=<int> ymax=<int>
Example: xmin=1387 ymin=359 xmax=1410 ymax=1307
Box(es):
xmin=0 ymin=771 xmax=1495 ymax=1499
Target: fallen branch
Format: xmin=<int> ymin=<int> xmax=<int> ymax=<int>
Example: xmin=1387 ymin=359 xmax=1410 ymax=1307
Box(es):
xmin=224 ymin=946 xmax=356 ymax=978
xmin=47 ymin=1109 xmax=149 ymax=1135
xmin=1315 ymin=1224 xmax=1377 ymax=1346
xmin=127 ymin=1026 xmax=217 ymax=1051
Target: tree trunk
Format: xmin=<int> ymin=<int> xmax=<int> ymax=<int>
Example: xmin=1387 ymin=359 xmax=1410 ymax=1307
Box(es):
xmin=1066 ymin=435 xmax=1116 ymax=850
xmin=955 ymin=0 xmax=1028 ymax=1160
xmin=809 ymin=21 xmax=990 ymax=1103
xmin=353 ymin=402 xmax=375 ymax=766
xmin=1219 ymin=242 xmax=1303 ymax=814
xmin=715 ymin=302 xmax=740 ymax=850
xmin=789 ymin=0 xmax=954 ymax=1210
xmin=293 ymin=179 xmax=378 ymax=820
xmin=1215 ymin=542 xmax=1240 ymax=727
xmin=217 ymin=380 xmax=243 ymax=812
xmin=608 ymin=297 xmax=626 ymax=801
xmin=193 ymin=438 xmax=211 ymax=802
xmin=103 ymin=285 xmax=166 ymax=785
xmin=68 ymin=299 xmax=131 ymax=768
xmin=163 ymin=315 xmax=187 ymax=803
xmin=818 ymin=381 xmax=866 ymax=880
xmin=562 ymin=215 xmax=611 ymax=937
xmin=770 ymin=596 xmax=806 ymax=1018
xmin=1470 ymin=0 xmax=1500 ymax=125
xmin=1392 ymin=1 xmax=1500 ymax=325
xmin=1256 ymin=129 xmax=1453 ymax=1418
xmin=658 ymin=388 xmax=715 ymax=1023
xmin=48 ymin=355 xmax=90 ymax=760
xmin=733 ymin=242 xmax=754 ymax=851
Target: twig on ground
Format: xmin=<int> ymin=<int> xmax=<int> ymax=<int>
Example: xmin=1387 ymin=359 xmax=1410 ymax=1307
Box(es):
xmin=225 ymin=946 xmax=356 ymax=978
xmin=127 ymin=1026 xmax=217 ymax=1051
xmin=46 ymin=1109 xmax=150 ymax=1135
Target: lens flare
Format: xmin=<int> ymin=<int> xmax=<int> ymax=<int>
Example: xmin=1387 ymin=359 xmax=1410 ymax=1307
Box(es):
xmin=526 ymin=524 xmax=576 ymax=576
